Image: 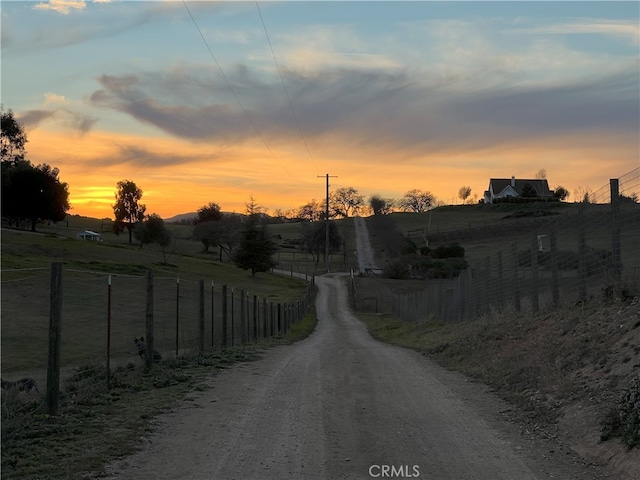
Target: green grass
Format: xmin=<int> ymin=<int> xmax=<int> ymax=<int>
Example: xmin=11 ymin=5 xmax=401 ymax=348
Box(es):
xmin=2 ymin=215 xmax=321 ymax=478
xmin=1 ymin=349 xmax=259 ymax=479
xmin=1 ymin=291 xmax=319 ymax=480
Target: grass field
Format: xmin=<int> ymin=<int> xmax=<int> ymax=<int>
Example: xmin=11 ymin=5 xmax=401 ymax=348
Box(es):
xmin=2 ymin=200 xmax=638 ymax=477
xmin=1 ymin=216 xmax=321 ymax=479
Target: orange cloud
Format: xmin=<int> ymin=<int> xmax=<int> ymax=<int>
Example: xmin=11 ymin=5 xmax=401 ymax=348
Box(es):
xmin=25 ymin=123 xmax=638 ymax=220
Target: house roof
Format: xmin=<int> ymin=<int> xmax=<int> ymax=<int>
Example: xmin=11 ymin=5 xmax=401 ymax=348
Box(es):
xmin=489 ymin=178 xmax=552 ymax=197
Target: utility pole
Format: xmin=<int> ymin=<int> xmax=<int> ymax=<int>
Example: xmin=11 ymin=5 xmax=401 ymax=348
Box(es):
xmin=318 ymin=173 xmax=337 ymax=273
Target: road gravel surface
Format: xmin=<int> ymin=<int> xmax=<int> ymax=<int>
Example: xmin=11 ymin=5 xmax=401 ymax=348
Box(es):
xmin=102 ymin=273 xmax=607 ymax=479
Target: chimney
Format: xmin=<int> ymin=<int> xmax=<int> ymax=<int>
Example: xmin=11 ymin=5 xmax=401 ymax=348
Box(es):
xmin=511 ymin=175 xmax=515 ymax=187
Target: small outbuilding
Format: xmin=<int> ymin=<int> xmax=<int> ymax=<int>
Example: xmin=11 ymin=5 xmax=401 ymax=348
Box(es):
xmin=76 ymin=230 xmax=102 ymax=242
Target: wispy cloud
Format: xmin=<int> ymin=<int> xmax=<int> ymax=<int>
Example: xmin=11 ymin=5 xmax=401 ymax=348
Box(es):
xmin=33 ymin=0 xmax=86 ymax=15
xmin=86 ymin=60 xmax=638 ymax=160
xmin=17 ymin=107 xmax=97 ymax=134
xmin=505 ymin=19 xmax=640 ymax=44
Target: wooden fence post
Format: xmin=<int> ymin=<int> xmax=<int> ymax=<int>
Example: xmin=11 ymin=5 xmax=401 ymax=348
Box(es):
xmin=145 ymin=270 xmax=154 ymax=370
xmin=531 ymin=234 xmax=539 ymax=313
xmin=106 ymin=274 xmax=112 ymax=389
xmin=253 ymin=295 xmax=258 ymax=341
xmin=277 ymin=303 xmax=282 ymax=335
xmin=222 ymin=285 xmax=228 ymax=348
xmin=211 ymin=281 xmax=215 ymax=348
xmin=231 ymin=288 xmax=235 ymax=347
xmin=611 ymin=179 xmax=622 ymax=282
xmin=497 ymin=251 xmax=504 ymax=310
xmin=47 ymin=262 xmax=63 ymax=416
xmin=578 ymin=204 xmax=587 ymax=302
xmin=240 ymin=290 xmax=247 ymax=344
xmin=512 ymin=243 xmax=521 ymax=312
xmin=262 ymin=298 xmax=268 ymax=339
xmin=199 ymin=280 xmax=205 ymax=354
xmin=175 ymin=277 xmax=180 ymax=357
xmin=550 ymin=222 xmax=560 ymax=308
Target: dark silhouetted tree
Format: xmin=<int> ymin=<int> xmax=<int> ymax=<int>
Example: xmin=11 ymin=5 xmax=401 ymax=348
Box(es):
xmin=369 ymin=195 xmax=394 ymax=215
xmin=234 ymin=201 xmax=277 ymax=276
xmin=1 ymin=112 xmax=70 ymax=230
xmin=297 ymin=199 xmax=324 ymax=222
xmin=113 ymin=180 xmax=146 ymax=244
xmin=553 ymin=186 xmax=570 ymax=201
xmin=330 ymin=187 xmax=364 ymax=218
xmin=193 ymin=213 xmax=243 ymax=260
xmin=458 ymin=186 xmax=472 ymax=204
xmin=301 ymin=220 xmax=343 ymax=265
xmin=1 ymin=108 xmax=27 ymax=162
xmin=520 ymin=183 xmax=538 ymax=198
xmin=2 ymin=162 xmax=70 ymax=231
xmin=196 ymin=202 xmax=222 ymax=224
xmin=134 ymin=213 xmax=173 ymax=262
xmin=399 ymin=189 xmax=435 ymax=213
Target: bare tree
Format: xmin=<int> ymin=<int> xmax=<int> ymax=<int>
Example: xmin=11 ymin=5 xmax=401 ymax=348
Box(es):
xmin=398 ymin=189 xmax=435 ymax=213
xmin=535 ymin=168 xmax=547 ymax=179
xmin=458 ymin=186 xmax=472 ymax=205
xmin=330 ymin=187 xmax=364 ymax=218
xmin=574 ymin=185 xmax=593 ymax=204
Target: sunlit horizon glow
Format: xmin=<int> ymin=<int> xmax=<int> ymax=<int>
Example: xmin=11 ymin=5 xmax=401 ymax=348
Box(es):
xmin=3 ymin=1 xmax=638 ymax=220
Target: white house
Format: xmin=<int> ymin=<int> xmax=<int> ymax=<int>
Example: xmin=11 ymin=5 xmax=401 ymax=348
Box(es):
xmin=484 ymin=176 xmax=554 ymax=203
xmin=76 ymin=230 xmax=102 ymax=241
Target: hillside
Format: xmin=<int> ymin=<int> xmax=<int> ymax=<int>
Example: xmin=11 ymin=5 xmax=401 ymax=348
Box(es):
xmin=355 ymin=203 xmax=640 ymax=478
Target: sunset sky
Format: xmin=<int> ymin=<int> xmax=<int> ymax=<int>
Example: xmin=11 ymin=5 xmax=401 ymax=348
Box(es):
xmin=2 ymin=1 xmax=638 ymax=219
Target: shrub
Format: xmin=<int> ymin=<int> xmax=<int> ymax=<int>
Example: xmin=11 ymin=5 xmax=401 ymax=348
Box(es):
xmin=431 ymin=243 xmax=465 ymax=259
xmin=411 ymin=257 xmax=468 ymax=279
xmin=601 ymin=376 xmax=640 ymax=449
xmin=400 ymin=238 xmax=418 ymax=255
xmin=383 ymin=260 xmax=411 ymax=279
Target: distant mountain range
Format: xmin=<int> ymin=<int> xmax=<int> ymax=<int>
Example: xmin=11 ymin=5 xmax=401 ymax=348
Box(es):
xmin=163 ymin=212 xmax=198 ymax=223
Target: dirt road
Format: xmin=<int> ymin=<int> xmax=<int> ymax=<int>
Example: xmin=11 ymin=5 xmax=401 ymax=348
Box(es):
xmin=102 ymin=273 xmax=606 ymax=480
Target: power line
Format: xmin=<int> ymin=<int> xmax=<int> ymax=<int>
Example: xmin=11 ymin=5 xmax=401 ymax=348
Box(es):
xmin=182 ymin=1 xmax=308 ymax=184
xmin=255 ymin=1 xmax=319 ymax=173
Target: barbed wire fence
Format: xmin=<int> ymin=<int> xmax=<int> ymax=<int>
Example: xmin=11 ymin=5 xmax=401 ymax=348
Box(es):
xmin=392 ymin=174 xmax=640 ymax=323
xmin=1 ymin=266 xmax=315 ymax=421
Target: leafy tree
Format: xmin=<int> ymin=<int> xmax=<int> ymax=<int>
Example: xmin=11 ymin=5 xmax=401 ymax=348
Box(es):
xmin=234 ymin=214 xmax=277 ymax=276
xmin=297 ymin=199 xmax=324 ymax=222
xmin=1 ymin=112 xmax=70 ymax=230
xmin=300 ymin=220 xmax=343 ymax=265
xmin=369 ymin=195 xmax=394 ymax=215
xmin=245 ymin=195 xmax=267 ymax=219
xmin=398 ymin=189 xmax=435 ymax=213
xmin=1 ymin=161 xmax=70 ymax=231
xmin=1 ymin=108 xmax=27 ymax=162
xmin=134 ymin=214 xmax=173 ymax=262
xmin=196 ymin=202 xmax=222 ymax=224
xmin=458 ymin=186 xmax=472 ymax=204
xmin=113 ymin=180 xmax=146 ymax=244
xmin=330 ymin=187 xmax=364 ymax=218
xmin=520 ymin=183 xmax=538 ymax=198
xmin=553 ymin=186 xmax=570 ymax=201
xmin=193 ymin=214 xmax=242 ymax=259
